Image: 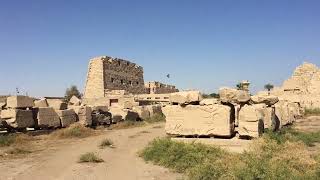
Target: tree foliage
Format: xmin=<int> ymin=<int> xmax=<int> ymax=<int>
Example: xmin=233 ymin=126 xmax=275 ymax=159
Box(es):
xmin=64 ymin=85 xmax=81 ymax=102
xmin=264 ymin=83 xmax=274 ymax=91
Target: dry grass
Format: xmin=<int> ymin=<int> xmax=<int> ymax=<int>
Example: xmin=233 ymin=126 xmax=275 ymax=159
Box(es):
xmin=50 ymin=124 xmax=96 ymax=139
xmin=111 ymin=121 xmax=145 ymax=130
xmin=99 ymin=138 xmax=115 ymax=149
xmin=140 ymin=137 xmax=320 ymax=180
xmin=78 ymin=152 xmax=104 ymax=163
xmin=305 ymin=108 xmax=320 ymax=116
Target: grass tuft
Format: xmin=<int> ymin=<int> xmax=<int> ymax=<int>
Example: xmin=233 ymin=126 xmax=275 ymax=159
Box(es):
xmin=305 ymin=108 xmax=320 ymax=116
xmin=0 ymin=134 xmax=16 ymax=147
xmin=51 ymin=124 xmax=95 ymax=139
xmin=99 ymin=138 xmax=114 ymax=149
xmin=79 ymin=152 xmax=104 ymax=163
xmin=5 ymin=147 xmax=32 ymax=155
xmin=265 ymin=128 xmax=320 ymax=146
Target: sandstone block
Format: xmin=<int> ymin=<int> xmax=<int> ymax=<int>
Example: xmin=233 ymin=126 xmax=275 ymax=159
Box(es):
xmin=6 ymin=96 xmax=34 ymax=108
xmin=163 ymin=104 xmax=234 ymax=137
xmin=36 ymin=107 xmax=61 ymax=128
xmin=145 ymin=105 xmax=163 ymax=117
xmin=169 ymin=91 xmax=203 ymax=104
xmin=274 ymin=101 xmax=295 ymax=127
xmin=219 ymin=88 xmax=250 ymax=104
xmin=132 ymin=106 xmax=150 ymax=120
xmin=78 ymin=106 xmax=92 ymax=126
xmin=55 ymin=109 xmax=77 ymax=127
xmin=34 ymin=99 xmax=48 ymax=108
xmin=0 ymin=109 xmax=34 ymax=128
xmin=238 ymin=104 xmax=266 ymax=138
xmin=92 ymin=111 xmax=112 ymax=125
xmin=91 ymin=106 xmax=108 ymax=112
xmin=200 ymin=98 xmax=219 ymax=106
xmin=251 ymin=94 xmax=279 ymax=106
xmin=69 ymin=96 xmax=81 ymax=106
xmin=47 ymin=99 xmax=67 ymax=110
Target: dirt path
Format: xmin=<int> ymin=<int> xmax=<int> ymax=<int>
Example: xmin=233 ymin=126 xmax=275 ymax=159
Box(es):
xmin=0 ymin=123 xmax=182 ymax=180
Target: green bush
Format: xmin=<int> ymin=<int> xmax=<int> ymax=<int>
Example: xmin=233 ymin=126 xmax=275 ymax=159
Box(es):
xmin=305 ymin=108 xmax=320 ymax=116
xmin=79 ymin=152 xmax=104 ymax=163
xmin=265 ymin=128 xmax=320 ymax=146
xmin=140 ymin=137 xmax=320 ymax=180
xmin=0 ymin=134 xmax=16 ymax=147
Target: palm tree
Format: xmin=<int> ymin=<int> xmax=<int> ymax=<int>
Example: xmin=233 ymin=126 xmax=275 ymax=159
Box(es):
xmin=264 ymin=83 xmax=274 ymax=95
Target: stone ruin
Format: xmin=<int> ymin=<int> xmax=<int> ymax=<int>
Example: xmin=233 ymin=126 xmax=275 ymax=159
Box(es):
xmin=145 ymin=81 xmax=179 ymax=94
xmin=0 ymin=94 xmax=164 ymax=131
xmin=266 ymin=62 xmax=320 ymax=109
xmin=163 ymin=88 xmax=302 ymax=138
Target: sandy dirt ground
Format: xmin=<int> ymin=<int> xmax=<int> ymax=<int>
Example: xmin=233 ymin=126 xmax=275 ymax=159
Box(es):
xmin=0 ymin=123 xmax=182 ymax=180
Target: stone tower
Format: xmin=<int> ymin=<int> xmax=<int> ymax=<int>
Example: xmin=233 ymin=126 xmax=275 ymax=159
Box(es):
xmin=84 ymin=56 xmax=145 ymax=98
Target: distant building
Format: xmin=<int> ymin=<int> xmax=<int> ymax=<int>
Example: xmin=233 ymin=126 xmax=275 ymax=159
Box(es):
xmin=84 ymin=56 xmax=145 ymax=98
xmin=145 ymin=81 xmax=179 ymax=94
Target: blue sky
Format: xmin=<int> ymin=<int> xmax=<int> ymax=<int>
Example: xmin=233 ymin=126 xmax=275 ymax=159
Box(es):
xmin=0 ymin=0 xmax=319 ymax=97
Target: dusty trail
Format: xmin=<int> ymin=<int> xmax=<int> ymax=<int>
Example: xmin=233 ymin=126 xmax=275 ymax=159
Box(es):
xmin=0 ymin=123 xmax=182 ymax=180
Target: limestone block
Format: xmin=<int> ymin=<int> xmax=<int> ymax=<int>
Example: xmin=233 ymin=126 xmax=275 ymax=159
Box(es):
xmin=200 ymin=98 xmax=218 ymax=106
xmin=274 ymin=101 xmax=294 ymax=127
xmin=55 ymin=109 xmax=77 ymax=127
xmin=163 ymin=104 xmax=233 ymax=137
xmin=6 ymin=96 xmax=34 ymax=108
xmin=91 ymin=106 xmax=108 ymax=112
xmin=238 ymin=104 xmax=265 ymax=138
xmin=251 ymin=94 xmax=279 ymax=106
xmin=169 ymin=91 xmax=203 ymax=104
xmin=109 ymin=107 xmax=127 ymax=123
xmin=47 ymin=99 xmax=67 ymax=110
xmin=69 ymin=96 xmax=81 ymax=106
xmin=77 ymin=106 xmax=92 ymax=126
xmin=219 ymin=88 xmax=250 ymax=104
xmin=36 ymin=107 xmax=61 ymax=128
xmin=0 ymin=109 xmax=34 ymax=128
xmin=92 ymin=111 xmax=112 ymax=125
xmin=34 ymin=99 xmax=48 ymax=108
xmin=0 ymin=102 xmax=5 ymax=109
xmin=132 ymin=106 xmax=150 ymax=120
xmin=145 ymin=105 xmax=163 ymax=117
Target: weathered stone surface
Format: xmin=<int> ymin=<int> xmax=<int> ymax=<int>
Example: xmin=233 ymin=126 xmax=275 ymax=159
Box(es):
xmin=163 ymin=104 xmax=233 ymax=137
xmin=251 ymin=94 xmax=279 ymax=106
xmin=269 ymin=62 xmax=320 ymax=109
xmin=219 ymin=88 xmax=250 ymax=104
xmin=238 ymin=104 xmax=266 ymax=138
xmin=34 ymin=99 xmax=48 ymax=108
xmin=169 ymin=91 xmax=203 ymax=104
xmin=55 ymin=109 xmax=77 ymax=127
xmin=145 ymin=105 xmax=163 ymax=117
xmin=84 ymin=56 xmax=145 ymax=98
xmin=90 ymin=106 xmax=108 ymax=112
xmin=77 ymin=106 xmax=92 ymax=126
xmin=0 ymin=102 xmax=5 ymax=109
xmin=92 ymin=110 xmax=112 ymax=125
xmin=69 ymin=96 xmax=81 ymax=106
xmin=274 ymin=101 xmax=294 ymax=127
xmin=200 ymin=98 xmax=218 ymax=106
xmin=47 ymin=99 xmax=67 ymax=110
xmin=6 ymin=96 xmax=34 ymax=108
xmin=132 ymin=106 xmax=150 ymax=120
xmin=0 ymin=109 xmax=34 ymax=128
xmin=36 ymin=107 xmax=61 ymax=128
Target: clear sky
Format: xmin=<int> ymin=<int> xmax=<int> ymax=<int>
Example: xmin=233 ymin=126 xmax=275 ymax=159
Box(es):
xmin=0 ymin=0 xmax=319 ymax=97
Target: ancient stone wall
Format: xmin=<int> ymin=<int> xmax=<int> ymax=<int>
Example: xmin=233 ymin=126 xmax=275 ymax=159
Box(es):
xmin=84 ymin=56 xmax=145 ymax=98
xmin=145 ymin=81 xmax=179 ymax=94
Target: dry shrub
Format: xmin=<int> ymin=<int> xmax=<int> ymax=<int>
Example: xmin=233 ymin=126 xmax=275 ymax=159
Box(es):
xmin=51 ymin=124 xmax=95 ymax=139
xmin=79 ymin=152 xmax=104 ymax=163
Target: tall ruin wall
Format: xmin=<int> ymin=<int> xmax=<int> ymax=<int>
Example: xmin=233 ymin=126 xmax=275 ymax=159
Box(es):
xmin=84 ymin=56 xmax=145 ymax=98
xmin=145 ymin=81 xmax=179 ymax=94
